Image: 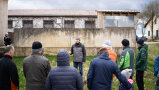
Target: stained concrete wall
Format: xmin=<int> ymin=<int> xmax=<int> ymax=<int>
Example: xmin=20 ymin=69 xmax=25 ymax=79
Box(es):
xmin=8 ymin=17 xmax=97 ymax=32
xmin=0 ymin=0 xmax=8 ymax=45
xmin=14 ymin=28 xmax=136 ymax=56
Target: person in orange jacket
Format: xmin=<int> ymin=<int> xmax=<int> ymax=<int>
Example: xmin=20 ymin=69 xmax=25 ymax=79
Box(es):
xmin=102 ymin=40 xmax=117 ymax=63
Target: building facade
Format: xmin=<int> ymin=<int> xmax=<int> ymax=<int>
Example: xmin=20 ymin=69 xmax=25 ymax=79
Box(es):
xmin=8 ymin=10 xmax=139 ymax=56
xmin=144 ymin=15 xmax=159 ymax=39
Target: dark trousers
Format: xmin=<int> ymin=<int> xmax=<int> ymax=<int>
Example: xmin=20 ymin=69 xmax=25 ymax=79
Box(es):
xmin=136 ymin=70 xmax=144 ymax=90
xmin=73 ymin=62 xmax=83 ymax=76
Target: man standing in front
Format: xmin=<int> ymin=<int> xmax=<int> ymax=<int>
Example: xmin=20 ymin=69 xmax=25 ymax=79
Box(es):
xmin=70 ymin=38 xmax=86 ymax=76
xmin=0 ymin=46 xmax=19 ymax=90
xmin=136 ymin=39 xmax=148 ymax=90
xmin=118 ymin=39 xmax=134 ymax=79
xmin=23 ymin=41 xmax=51 ymax=90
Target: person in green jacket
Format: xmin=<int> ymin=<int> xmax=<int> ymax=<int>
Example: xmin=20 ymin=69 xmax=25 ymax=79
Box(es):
xmin=118 ymin=39 xmax=134 ymax=78
xmin=135 ymin=39 xmax=148 ymax=90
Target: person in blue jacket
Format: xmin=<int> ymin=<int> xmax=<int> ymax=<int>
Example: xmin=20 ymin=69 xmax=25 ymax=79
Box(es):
xmin=154 ymin=56 xmax=159 ymax=90
xmin=87 ymin=48 xmax=132 ymax=90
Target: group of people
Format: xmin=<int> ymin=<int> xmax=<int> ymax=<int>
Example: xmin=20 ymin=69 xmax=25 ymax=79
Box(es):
xmin=0 ymin=37 xmax=148 ymax=90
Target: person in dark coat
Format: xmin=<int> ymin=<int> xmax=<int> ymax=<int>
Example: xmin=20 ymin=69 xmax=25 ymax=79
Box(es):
xmin=135 ymin=39 xmax=148 ymax=90
xmin=70 ymin=38 xmax=86 ymax=76
xmin=0 ymin=46 xmax=19 ymax=90
xmin=23 ymin=41 xmax=51 ymax=90
xmin=0 ymin=51 xmax=4 ymax=58
xmin=154 ymin=56 xmax=159 ymax=90
xmin=4 ymin=33 xmax=11 ymax=46
xmin=87 ymin=48 xmax=132 ymax=90
xmin=46 ymin=50 xmax=83 ymax=90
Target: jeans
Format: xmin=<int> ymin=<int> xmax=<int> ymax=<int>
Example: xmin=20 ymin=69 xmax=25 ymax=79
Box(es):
xmin=136 ymin=70 xmax=144 ymax=90
xmin=73 ymin=62 xmax=83 ymax=76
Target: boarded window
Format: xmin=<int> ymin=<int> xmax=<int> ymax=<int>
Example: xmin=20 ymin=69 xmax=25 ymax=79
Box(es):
xmin=148 ymin=31 xmax=150 ymax=36
xmin=23 ymin=20 xmax=33 ymax=28
xmin=85 ymin=20 xmax=95 ymax=28
xmin=8 ymin=20 xmax=13 ymax=28
xmin=44 ymin=20 xmax=54 ymax=28
xmin=105 ymin=16 xmax=134 ymax=27
xmin=64 ymin=20 xmax=75 ymax=28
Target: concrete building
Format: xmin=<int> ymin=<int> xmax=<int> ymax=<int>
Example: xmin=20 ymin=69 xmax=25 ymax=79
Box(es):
xmin=8 ymin=10 xmax=139 ymax=56
xmin=144 ymin=15 xmax=159 ymax=39
xmin=0 ymin=0 xmax=8 ymax=46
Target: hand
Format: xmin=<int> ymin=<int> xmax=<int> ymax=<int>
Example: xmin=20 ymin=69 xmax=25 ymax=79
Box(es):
xmin=68 ymin=51 xmax=71 ymax=55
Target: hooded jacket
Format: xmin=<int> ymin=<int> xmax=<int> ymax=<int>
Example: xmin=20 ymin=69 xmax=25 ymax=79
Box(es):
xmin=23 ymin=51 xmax=51 ymax=90
xmin=135 ymin=44 xmax=148 ymax=71
xmin=45 ymin=50 xmax=83 ymax=90
xmin=87 ymin=52 xmax=132 ymax=90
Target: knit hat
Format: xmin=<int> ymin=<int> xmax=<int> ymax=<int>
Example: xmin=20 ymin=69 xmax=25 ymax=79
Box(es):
xmin=32 ymin=41 xmax=42 ymax=49
xmin=121 ymin=39 xmax=129 ymax=46
xmin=137 ymin=39 xmax=144 ymax=45
xmin=121 ymin=69 xmax=132 ymax=79
xmin=76 ymin=37 xmax=80 ymax=41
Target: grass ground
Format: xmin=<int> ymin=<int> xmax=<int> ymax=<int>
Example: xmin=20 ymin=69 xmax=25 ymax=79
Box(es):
xmin=14 ymin=43 xmax=158 ymax=90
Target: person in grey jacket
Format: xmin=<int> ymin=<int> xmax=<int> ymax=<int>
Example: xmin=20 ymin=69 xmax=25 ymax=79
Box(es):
xmin=46 ymin=50 xmax=83 ymax=90
xmin=70 ymin=38 xmax=86 ymax=76
xmin=23 ymin=41 xmax=51 ymax=90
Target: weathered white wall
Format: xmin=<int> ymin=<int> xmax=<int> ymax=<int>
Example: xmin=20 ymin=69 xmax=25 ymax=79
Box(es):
xmin=145 ymin=16 xmax=159 ymax=39
xmin=14 ymin=28 xmax=136 ymax=56
xmin=8 ymin=17 xmax=97 ymax=32
xmin=0 ymin=0 xmax=8 ymax=45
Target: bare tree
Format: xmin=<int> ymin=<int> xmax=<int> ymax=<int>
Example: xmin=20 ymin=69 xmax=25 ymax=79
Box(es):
xmin=138 ymin=0 xmax=159 ymax=40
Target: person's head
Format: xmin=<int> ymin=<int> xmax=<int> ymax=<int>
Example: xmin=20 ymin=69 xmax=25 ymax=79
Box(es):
xmin=97 ymin=48 xmax=108 ymax=56
xmin=4 ymin=46 xmax=15 ymax=56
xmin=57 ymin=49 xmax=70 ymax=66
xmin=102 ymin=40 xmax=112 ymax=49
xmin=137 ymin=39 xmax=144 ymax=48
xmin=121 ymin=69 xmax=132 ymax=79
xmin=32 ymin=41 xmax=43 ymax=54
xmin=76 ymin=37 xmax=80 ymax=44
xmin=5 ymin=33 xmax=8 ymax=37
xmin=121 ymin=39 xmax=129 ymax=47
xmin=0 ymin=51 xmax=4 ymax=58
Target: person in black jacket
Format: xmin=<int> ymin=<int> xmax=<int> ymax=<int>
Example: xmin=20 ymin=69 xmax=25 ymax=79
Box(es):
xmin=4 ymin=33 xmax=11 ymax=46
xmin=70 ymin=38 xmax=86 ymax=76
xmin=87 ymin=48 xmax=132 ymax=90
xmin=46 ymin=49 xmax=83 ymax=90
xmin=0 ymin=51 xmax=4 ymax=58
xmin=0 ymin=46 xmax=19 ymax=90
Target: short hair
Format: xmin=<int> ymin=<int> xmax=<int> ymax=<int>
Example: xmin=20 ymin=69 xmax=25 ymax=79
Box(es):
xmin=97 ymin=48 xmax=108 ymax=56
xmin=4 ymin=46 xmax=14 ymax=53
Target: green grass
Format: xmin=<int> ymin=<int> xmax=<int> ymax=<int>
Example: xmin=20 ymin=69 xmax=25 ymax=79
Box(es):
xmin=13 ymin=44 xmax=158 ymax=90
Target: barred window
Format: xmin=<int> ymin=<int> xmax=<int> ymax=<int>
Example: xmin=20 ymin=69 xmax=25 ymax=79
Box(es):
xmin=85 ymin=20 xmax=95 ymax=28
xmin=44 ymin=20 xmax=54 ymax=28
xmin=64 ymin=20 xmax=75 ymax=28
xmin=8 ymin=20 xmax=13 ymax=28
xmin=23 ymin=20 xmax=33 ymax=28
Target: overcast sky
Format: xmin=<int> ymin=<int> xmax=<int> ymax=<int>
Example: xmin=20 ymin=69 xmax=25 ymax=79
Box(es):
xmin=8 ymin=0 xmax=152 ymax=11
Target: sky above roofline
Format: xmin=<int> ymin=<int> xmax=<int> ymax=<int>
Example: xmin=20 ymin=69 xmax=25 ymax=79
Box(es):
xmin=8 ymin=0 xmax=152 ymax=11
